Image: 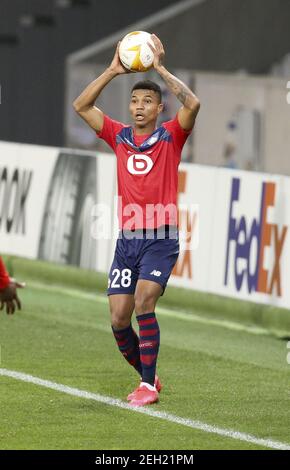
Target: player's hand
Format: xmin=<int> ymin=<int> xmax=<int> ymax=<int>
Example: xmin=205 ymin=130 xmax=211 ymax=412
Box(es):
xmin=108 ymin=42 xmax=131 ymax=75
xmin=148 ymin=34 xmax=165 ymax=70
xmin=0 ymin=278 xmax=25 ymax=315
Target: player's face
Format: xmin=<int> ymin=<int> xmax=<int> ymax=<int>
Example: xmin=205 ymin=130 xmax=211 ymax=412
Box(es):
xmin=129 ymin=89 xmax=163 ymax=129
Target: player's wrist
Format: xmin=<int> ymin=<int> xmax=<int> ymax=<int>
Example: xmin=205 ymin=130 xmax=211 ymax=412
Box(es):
xmin=0 ymin=277 xmax=10 ymax=290
xmin=106 ymin=67 xmax=119 ymax=78
xmin=155 ymin=64 xmax=166 ymax=75
xmin=0 ymin=266 xmax=10 ymax=290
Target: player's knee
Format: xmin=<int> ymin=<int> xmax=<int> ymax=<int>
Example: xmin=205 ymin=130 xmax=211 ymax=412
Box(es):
xmin=110 ymin=308 xmax=131 ymax=329
xmin=134 ymin=293 xmax=156 ymax=314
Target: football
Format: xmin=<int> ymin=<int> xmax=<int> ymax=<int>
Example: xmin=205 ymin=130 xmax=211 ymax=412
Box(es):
xmin=119 ymin=31 xmax=154 ymax=72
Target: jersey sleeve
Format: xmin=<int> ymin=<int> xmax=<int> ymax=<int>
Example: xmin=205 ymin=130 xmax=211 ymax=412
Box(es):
xmin=0 ymin=257 xmax=10 ymax=290
xmin=163 ymin=114 xmax=192 ymax=155
xmin=96 ymin=114 xmax=124 ymax=152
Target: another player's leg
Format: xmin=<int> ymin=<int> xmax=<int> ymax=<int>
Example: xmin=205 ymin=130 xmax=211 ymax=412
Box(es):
xmin=109 ymin=294 xmax=142 ymax=376
xmin=128 ymin=279 xmax=162 ymax=406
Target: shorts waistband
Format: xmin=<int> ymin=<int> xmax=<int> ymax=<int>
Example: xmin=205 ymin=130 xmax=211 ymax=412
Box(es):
xmin=120 ymin=225 xmax=178 ymax=240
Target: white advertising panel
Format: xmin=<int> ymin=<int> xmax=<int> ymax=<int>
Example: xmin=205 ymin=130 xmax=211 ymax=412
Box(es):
xmin=210 ymin=169 xmax=290 ymax=309
xmin=169 ymin=163 xmax=216 ymax=292
xmin=168 ymin=164 xmax=290 ymax=310
xmin=0 ymin=142 xmax=58 ymax=258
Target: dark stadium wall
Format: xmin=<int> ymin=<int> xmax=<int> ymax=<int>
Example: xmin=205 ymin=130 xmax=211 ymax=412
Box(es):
xmin=1 ymin=0 xmax=290 ymax=148
xmin=92 ymin=0 xmax=290 ymax=74
xmin=0 ymin=0 xmax=177 ymax=147
xmin=156 ymin=0 xmax=290 ymax=73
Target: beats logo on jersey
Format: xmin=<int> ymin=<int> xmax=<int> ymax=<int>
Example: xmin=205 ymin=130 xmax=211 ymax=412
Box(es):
xmin=127 ymin=154 xmax=153 ymax=175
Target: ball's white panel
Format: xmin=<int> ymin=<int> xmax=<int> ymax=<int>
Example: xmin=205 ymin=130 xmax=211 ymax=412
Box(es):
xmin=119 ymin=31 xmax=154 ymax=71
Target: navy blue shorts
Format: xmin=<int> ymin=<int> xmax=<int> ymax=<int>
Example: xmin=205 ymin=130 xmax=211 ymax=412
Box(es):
xmin=107 ymin=226 xmax=179 ymax=296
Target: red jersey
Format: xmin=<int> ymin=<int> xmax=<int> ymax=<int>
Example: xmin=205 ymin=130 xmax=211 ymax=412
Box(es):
xmin=0 ymin=257 xmax=10 ymax=290
xmin=97 ymin=114 xmax=191 ymax=229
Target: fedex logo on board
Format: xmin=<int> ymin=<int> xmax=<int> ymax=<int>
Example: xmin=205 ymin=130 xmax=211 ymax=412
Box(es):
xmin=224 ymin=178 xmax=288 ymax=296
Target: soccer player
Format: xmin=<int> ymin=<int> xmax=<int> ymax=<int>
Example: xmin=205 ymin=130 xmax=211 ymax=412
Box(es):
xmin=0 ymin=256 xmax=24 ymax=314
xmin=73 ymin=34 xmax=200 ymax=406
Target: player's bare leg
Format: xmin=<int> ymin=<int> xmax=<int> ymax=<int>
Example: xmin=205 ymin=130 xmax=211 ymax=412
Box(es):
xmin=109 ymin=293 xmax=134 ymax=329
xmin=128 ymin=279 xmax=163 ymax=406
xmin=134 ymin=279 xmax=162 ymax=316
xmin=109 ymin=294 xmax=143 ymax=377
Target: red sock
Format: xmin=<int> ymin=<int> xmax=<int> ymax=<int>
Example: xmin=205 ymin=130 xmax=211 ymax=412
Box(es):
xmin=137 ymin=312 xmax=160 ymax=387
xmin=112 ymin=324 xmax=142 ymax=376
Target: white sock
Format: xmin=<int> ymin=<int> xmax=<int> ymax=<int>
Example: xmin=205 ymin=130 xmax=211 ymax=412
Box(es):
xmin=140 ymin=382 xmax=157 ymax=392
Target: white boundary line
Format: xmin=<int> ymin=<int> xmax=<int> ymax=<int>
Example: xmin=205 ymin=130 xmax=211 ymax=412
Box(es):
xmin=1 ymin=368 xmax=289 ymax=450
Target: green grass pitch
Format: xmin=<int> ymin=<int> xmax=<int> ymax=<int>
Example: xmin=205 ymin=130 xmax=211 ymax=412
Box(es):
xmin=0 ymin=257 xmax=289 ymax=450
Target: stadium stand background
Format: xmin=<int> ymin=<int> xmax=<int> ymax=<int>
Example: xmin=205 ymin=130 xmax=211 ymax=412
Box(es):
xmin=0 ymin=0 xmax=177 ymax=147
xmin=73 ymin=0 xmax=290 ymax=73
xmin=64 ymin=0 xmax=290 ymax=174
xmin=1 ymin=0 xmax=290 ymax=149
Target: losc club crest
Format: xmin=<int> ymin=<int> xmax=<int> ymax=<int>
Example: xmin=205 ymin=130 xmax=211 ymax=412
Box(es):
xmin=127 ymin=154 xmax=153 ymax=175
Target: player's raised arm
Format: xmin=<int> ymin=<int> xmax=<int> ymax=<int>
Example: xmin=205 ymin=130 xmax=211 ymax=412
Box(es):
xmin=148 ymin=34 xmax=200 ymax=131
xmin=73 ymin=42 xmax=130 ymax=132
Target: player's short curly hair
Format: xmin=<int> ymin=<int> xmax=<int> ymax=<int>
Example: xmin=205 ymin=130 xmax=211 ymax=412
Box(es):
xmin=131 ymin=80 xmax=162 ymax=103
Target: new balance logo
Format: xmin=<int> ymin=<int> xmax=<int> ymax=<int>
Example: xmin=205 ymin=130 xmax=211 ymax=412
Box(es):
xmin=150 ymin=270 xmax=162 ymax=277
